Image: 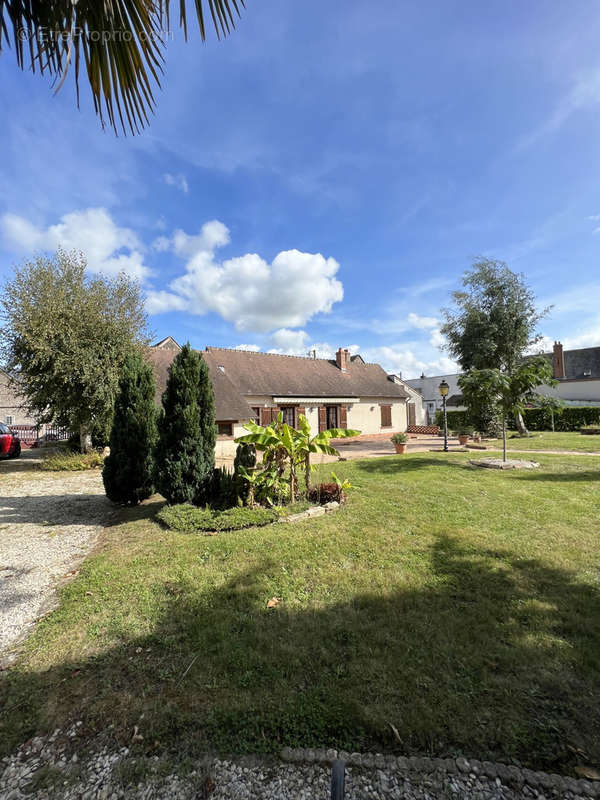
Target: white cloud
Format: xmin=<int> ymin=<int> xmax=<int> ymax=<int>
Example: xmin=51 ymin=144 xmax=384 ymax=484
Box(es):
xmin=0 ymin=208 xmax=151 ymax=281
xmin=146 ymin=221 xmax=344 ymax=332
xmin=234 ymin=344 xmax=261 ymax=352
xmin=362 ymin=345 xmax=459 ymax=379
xmin=269 ymin=328 xmax=310 ymax=352
xmin=163 ymin=173 xmax=189 ymax=193
xmin=429 ymin=328 xmax=447 ymax=349
xmin=407 ymin=312 xmax=439 ymax=330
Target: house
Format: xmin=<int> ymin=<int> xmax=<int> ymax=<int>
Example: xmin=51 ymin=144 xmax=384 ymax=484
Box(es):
xmin=0 ymin=369 xmax=37 ymax=427
xmin=535 ymin=341 xmax=600 ymax=406
xmin=148 ymin=339 xmax=412 ymax=459
xmin=405 ymin=372 xmax=464 ymax=424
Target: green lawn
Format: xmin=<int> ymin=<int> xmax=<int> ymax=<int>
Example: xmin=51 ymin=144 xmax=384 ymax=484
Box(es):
xmin=2 ymin=452 xmax=600 ymax=773
xmin=487 ymin=430 xmax=600 ymax=452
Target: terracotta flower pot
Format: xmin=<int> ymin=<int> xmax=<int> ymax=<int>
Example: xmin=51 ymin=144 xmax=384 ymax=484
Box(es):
xmin=458 ymin=434 xmax=469 ymax=446
xmin=394 ymin=443 xmax=407 ymax=454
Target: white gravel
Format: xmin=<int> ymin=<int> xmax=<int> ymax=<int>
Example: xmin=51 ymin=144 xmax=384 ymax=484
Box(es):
xmin=0 ymin=458 xmax=111 ymax=663
xmin=0 ymin=727 xmax=596 ymax=799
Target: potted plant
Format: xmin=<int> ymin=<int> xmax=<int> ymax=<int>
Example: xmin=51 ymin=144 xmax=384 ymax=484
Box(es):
xmin=457 ymin=427 xmax=473 ymax=446
xmin=391 ymin=432 xmax=409 ymax=454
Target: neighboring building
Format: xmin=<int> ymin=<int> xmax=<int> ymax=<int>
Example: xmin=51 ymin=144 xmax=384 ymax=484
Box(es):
xmin=0 ymin=369 xmax=37 ymax=427
xmin=148 ymin=340 xmax=411 ymax=459
xmin=387 ymin=374 xmax=425 ymax=426
xmin=405 ymin=372 xmax=463 ymax=424
xmin=535 ymin=341 xmax=600 ymax=406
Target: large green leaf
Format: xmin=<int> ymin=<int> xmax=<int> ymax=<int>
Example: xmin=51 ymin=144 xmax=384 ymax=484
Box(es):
xmin=0 ymin=0 xmax=245 ymax=135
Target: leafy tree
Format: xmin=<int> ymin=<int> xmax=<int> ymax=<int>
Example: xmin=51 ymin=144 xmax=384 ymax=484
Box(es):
xmin=459 ymin=357 xmax=555 ymax=461
xmin=441 ymin=258 xmax=549 ymax=434
xmin=154 ymin=343 xmax=216 ymax=505
xmin=0 ymin=249 xmax=149 ymax=452
xmin=1 ymin=1 xmax=243 ymax=136
xmin=103 ymin=351 xmax=157 ymax=504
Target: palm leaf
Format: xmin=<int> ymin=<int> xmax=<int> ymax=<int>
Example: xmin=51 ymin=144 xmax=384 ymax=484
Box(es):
xmin=0 ymin=0 xmax=245 ymax=135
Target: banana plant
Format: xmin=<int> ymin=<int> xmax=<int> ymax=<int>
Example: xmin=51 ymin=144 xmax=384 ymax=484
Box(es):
xmin=236 ymin=412 xmax=360 ymax=501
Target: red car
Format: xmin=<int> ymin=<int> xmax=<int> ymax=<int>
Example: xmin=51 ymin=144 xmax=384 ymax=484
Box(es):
xmin=0 ymin=422 xmax=21 ymax=458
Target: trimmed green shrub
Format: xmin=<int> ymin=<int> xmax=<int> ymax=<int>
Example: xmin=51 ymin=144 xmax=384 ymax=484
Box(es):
xmin=154 ymin=344 xmax=217 ymax=505
xmin=157 ymin=503 xmax=278 ymax=532
xmin=233 ymin=442 xmax=257 ymax=503
xmin=40 ymin=451 xmax=104 ymax=471
xmin=103 ymin=352 xmax=157 ymax=504
xmin=435 ymin=409 xmax=472 ymax=431
xmin=519 ymin=406 xmax=600 ymax=432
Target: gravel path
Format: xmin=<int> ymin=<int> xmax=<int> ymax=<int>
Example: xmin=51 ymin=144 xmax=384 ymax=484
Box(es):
xmin=0 ymin=460 xmax=110 ymax=663
xmin=1 ymin=728 xmax=597 ymax=799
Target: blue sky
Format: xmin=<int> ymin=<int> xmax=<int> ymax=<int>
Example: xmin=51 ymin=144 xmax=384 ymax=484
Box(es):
xmin=1 ymin=1 xmax=600 ymax=378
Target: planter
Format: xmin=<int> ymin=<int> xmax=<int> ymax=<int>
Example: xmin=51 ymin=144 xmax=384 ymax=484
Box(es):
xmin=394 ymin=443 xmax=407 ymax=454
xmin=458 ymin=434 xmax=469 ymax=446
xmin=473 ymin=434 xmax=481 ymax=443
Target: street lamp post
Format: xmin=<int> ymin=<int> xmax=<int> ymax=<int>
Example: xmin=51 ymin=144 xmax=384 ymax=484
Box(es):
xmin=439 ymin=380 xmax=449 ymax=452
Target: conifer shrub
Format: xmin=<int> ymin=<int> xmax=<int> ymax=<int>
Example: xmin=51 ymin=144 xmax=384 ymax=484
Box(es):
xmin=233 ymin=442 xmax=257 ymax=503
xmin=102 ymin=351 xmax=157 ymax=504
xmin=157 ymin=504 xmax=277 ymax=532
xmin=154 ymin=344 xmax=217 ymax=505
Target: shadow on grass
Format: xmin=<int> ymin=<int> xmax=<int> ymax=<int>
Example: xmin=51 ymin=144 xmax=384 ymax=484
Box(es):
xmin=2 ymin=535 xmax=599 ymax=774
xmin=513 ymin=470 xmax=600 ymax=483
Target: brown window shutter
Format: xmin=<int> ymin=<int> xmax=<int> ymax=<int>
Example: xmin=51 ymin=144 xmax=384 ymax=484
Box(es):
xmin=380 ymin=404 xmax=392 ymax=427
xmin=270 ymin=407 xmax=280 ymax=423
xmin=318 ymin=406 xmax=327 ymax=433
xmin=297 ymin=406 xmax=305 ymax=423
xmin=259 ymin=407 xmax=270 ymax=426
xmin=339 ymin=405 xmax=347 ymax=429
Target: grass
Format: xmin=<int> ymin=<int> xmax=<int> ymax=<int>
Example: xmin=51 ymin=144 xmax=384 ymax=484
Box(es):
xmin=486 ymin=430 xmax=600 ymax=452
xmin=2 ymin=451 xmax=600 ymax=774
xmin=39 ymin=450 xmax=105 ymax=471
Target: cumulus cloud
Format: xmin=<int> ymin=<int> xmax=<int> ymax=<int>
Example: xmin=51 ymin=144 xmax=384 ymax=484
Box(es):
xmin=164 ymin=173 xmax=189 ymax=193
xmin=0 ymin=208 xmax=151 ymax=281
xmin=407 ymin=312 xmax=439 ymax=329
xmin=145 ymin=220 xmax=344 ymax=332
xmin=234 ymin=344 xmax=261 ymax=352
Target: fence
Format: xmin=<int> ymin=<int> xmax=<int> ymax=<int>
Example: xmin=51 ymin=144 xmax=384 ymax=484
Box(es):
xmin=10 ymin=424 xmax=69 ymax=448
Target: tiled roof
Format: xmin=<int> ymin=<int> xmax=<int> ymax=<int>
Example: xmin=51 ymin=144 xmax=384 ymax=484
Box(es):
xmin=147 ymin=343 xmax=408 ymax=422
xmin=146 ymin=347 xmax=254 ymax=421
xmin=203 ymin=347 xmax=409 ymax=399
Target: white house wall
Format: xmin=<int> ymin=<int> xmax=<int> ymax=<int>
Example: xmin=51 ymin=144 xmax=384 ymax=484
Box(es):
xmin=536 ymin=380 xmax=600 ymax=404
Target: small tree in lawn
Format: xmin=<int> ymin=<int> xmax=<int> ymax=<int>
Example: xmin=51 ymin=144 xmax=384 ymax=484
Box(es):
xmin=459 ymin=357 xmax=555 ymax=461
xmin=154 ymin=344 xmax=216 ymax=505
xmin=103 ymin=352 xmax=157 ymax=504
xmin=534 ymin=394 xmax=564 ymax=432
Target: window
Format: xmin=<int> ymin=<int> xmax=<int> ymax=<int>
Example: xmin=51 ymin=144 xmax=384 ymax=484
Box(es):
xmin=217 ymin=422 xmax=233 ymax=436
xmin=280 ymin=406 xmax=296 ymax=426
xmin=326 ymin=405 xmax=338 ymax=429
xmin=5 ymin=416 xmax=13 ymax=426
xmin=380 ymin=405 xmax=392 ymax=427
xmin=252 ymin=407 xmax=260 ymax=424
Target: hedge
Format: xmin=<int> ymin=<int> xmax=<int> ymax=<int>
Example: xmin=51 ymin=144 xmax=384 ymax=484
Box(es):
xmin=157 ymin=504 xmax=278 ymax=533
xmin=436 ymin=406 xmax=600 ymax=432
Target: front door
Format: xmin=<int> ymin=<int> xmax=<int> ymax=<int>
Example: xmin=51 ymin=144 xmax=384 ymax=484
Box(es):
xmin=408 ymin=403 xmax=416 ymax=427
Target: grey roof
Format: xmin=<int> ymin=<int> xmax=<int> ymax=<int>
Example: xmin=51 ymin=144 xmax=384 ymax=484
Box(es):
xmin=563 ymin=346 xmax=600 ymax=380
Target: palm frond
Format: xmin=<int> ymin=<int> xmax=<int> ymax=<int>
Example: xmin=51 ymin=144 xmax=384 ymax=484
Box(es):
xmin=0 ymin=0 xmax=245 ymax=135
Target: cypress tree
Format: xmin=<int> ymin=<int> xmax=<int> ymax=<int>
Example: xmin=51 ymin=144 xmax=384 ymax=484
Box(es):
xmin=154 ymin=344 xmax=217 ymax=505
xmin=234 ymin=442 xmax=257 ymax=503
xmin=102 ymin=351 xmax=157 ymax=504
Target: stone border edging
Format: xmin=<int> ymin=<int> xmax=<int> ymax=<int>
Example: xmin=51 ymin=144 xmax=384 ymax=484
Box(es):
xmin=280 ymin=501 xmax=340 ymax=523
xmin=280 ymin=747 xmax=600 ymax=797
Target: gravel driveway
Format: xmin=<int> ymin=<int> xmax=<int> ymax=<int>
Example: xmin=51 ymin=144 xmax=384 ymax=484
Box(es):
xmin=0 ymin=455 xmax=111 ymax=664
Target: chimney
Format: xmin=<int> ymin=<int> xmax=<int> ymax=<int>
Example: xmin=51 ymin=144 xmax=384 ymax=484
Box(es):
xmin=336 ymin=347 xmax=347 ymax=372
xmin=553 ymin=341 xmax=566 ymax=379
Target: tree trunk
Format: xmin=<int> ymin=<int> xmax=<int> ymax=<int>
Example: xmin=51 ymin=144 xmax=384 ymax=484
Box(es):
xmin=502 ymin=418 xmax=507 ymax=463
xmin=79 ymin=424 xmax=92 ymax=454
xmin=305 ymin=454 xmax=311 ymax=494
xmin=551 ymin=409 xmax=555 ymax=432
xmin=515 ymin=410 xmax=529 ymax=436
